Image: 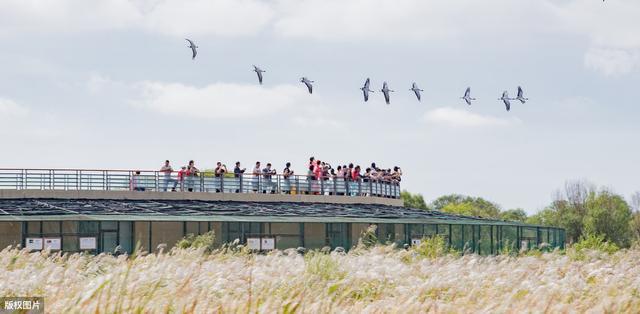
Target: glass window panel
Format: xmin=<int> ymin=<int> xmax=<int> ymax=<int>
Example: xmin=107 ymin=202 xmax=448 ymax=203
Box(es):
xmin=150 ymin=222 xmax=183 ymax=250
xmin=303 ymin=223 xmax=325 ymax=249
xmin=42 ymin=221 xmax=60 ymax=234
xmin=102 ymin=231 xmax=118 ymax=253
xmin=186 ymin=222 xmax=199 ymax=235
xmin=378 ymin=224 xmax=395 ymax=243
xmin=101 ymin=221 xmax=117 ymax=231
xmin=119 ymin=222 xmax=132 ymax=253
xmin=62 ymin=221 xmax=78 ymax=234
xmin=79 ymin=221 xmax=99 ymax=234
xmin=409 ymin=224 xmax=424 ymax=238
xmin=27 ymin=221 xmax=41 ymax=234
xmin=62 ymin=235 xmax=79 ymax=252
xmin=0 ymin=222 xmax=22 ymax=249
xmin=394 ymin=224 xmax=405 ymax=245
xmin=479 ymin=225 xmax=492 ymax=255
xmin=351 ymin=223 xmax=370 ymax=243
xmin=134 ymin=221 xmax=150 ymax=252
xmin=462 ymin=225 xmax=473 ymax=251
xmin=451 ymin=225 xmax=463 ymax=250
xmin=423 ymin=224 xmax=436 ymax=236
xmin=276 ymin=236 xmax=301 ymax=249
xmin=199 ymin=222 xmax=210 ymax=233
xmin=501 ymin=226 xmax=518 ymax=252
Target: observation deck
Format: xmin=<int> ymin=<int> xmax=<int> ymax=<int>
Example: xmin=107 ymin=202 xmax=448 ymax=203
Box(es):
xmin=0 ymin=168 xmax=403 ymax=206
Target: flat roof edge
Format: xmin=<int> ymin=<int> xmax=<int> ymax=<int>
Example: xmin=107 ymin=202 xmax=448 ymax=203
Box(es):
xmin=0 ymin=190 xmax=403 ymax=207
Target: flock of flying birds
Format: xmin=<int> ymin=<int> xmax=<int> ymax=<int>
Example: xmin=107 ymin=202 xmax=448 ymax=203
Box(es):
xmin=185 ymin=38 xmax=529 ymax=111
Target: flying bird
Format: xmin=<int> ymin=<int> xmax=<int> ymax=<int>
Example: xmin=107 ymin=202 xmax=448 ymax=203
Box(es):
xmin=381 ymin=82 xmax=394 ymax=105
xmin=253 ymin=65 xmax=265 ymax=85
xmin=516 ymin=86 xmax=528 ymax=104
xmin=185 ymin=38 xmax=198 ymax=60
xmin=461 ymin=87 xmax=476 ymax=105
xmin=300 ymin=77 xmax=314 ymax=94
xmin=410 ymin=82 xmax=424 ymax=101
xmin=499 ymin=91 xmax=514 ymax=111
xmin=360 ymin=78 xmax=374 ymax=102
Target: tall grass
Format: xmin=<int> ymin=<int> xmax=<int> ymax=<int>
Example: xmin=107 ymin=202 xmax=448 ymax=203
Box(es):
xmin=0 ymin=244 xmax=639 ymax=313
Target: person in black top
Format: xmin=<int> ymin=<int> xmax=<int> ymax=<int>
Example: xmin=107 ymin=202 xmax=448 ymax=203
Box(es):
xmin=234 ymin=161 xmax=245 ymax=177
xmin=283 ymin=162 xmax=294 ymax=194
xmin=233 ymin=161 xmax=245 ymax=193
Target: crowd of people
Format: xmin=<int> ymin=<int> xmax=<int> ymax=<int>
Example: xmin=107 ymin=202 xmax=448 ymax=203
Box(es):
xmin=131 ymin=158 xmax=402 ymax=195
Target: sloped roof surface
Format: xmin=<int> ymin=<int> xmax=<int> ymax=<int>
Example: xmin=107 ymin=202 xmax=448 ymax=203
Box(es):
xmin=0 ymin=199 xmax=545 ymax=226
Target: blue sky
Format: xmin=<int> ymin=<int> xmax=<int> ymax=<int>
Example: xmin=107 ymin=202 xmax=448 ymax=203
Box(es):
xmin=0 ymin=0 xmax=638 ymax=213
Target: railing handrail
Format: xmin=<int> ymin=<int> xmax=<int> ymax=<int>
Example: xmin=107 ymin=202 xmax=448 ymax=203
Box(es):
xmin=0 ymin=167 xmax=401 ymax=199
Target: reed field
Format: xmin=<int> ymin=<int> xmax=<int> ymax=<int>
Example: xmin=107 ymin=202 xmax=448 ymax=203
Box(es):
xmin=1 ymin=243 xmax=639 ymax=313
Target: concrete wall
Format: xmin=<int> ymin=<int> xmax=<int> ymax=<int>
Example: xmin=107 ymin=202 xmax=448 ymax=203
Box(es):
xmin=0 ymin=189 xmax=403 ymax=207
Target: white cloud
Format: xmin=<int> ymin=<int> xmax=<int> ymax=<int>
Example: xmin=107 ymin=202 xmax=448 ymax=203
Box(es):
xmin=0 ymin=98 xmax=29 ymax=117
xmin=584 ymin=48 xmax=640 ymax=77
xmin=272 ymin=0 xmax=552 ymax=41
xmin=0 ymin=98 xmax=66 ymax=138
xmin=423 ymin=107 xmax=520 ymax=128
xmin=0 ymin=0 xmax=274 ymax=37
xmin=131 ymin=81 xmax=312 ymax=119
xmin=140 ymin=0 xmax=274 ymax=37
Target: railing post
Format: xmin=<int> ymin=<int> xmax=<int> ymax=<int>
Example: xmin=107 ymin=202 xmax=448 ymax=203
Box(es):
xmin=333 ymin=178 xmax=337 ymax=196
xmin=346 ymin=178 xmax=350 ymax=196
xmin=369 ymin=180 xmax=373 ymax=197
xmin=358 ymin=179 xmax=361 ymax=196
xmin=320 ymin=177 xmax=324 ymax=195
xmin=76 ymin=170 xmax=80 ymax=190
xmin=277 ymin=175 xmax=281 ymax=194
xmin=239 ymin=175 xmax=244 ymax=193
xmin=200 ymin=174 xmax=204 ymax=192
xmin=220 ymin=175 xmax=224 ymax=193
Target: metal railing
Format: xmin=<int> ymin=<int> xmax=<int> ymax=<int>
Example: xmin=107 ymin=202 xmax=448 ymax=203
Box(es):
xmin=0 ymin=168 xmax=401 ymax=199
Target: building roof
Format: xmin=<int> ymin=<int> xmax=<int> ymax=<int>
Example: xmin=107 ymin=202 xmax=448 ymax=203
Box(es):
xmin=0 ymin=199 xmax=555 ymax=228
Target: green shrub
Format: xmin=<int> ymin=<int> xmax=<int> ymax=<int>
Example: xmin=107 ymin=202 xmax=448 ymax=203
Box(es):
xmin=569 ymin=233 xmax=619 ymax=260
xmin=573 ymin=233 xmax=619 ymax=254
xmin=414 ymin=235 xmax=454 ymax=259
xmin=176 ymin=231 xmax=216 ymax=252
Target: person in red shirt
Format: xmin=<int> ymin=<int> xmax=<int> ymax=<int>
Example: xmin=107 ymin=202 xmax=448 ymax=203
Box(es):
xmin=351 ymin=165 xmax=361 ymax=181
xmin=177 ymin=166 xmax=187 ymax=191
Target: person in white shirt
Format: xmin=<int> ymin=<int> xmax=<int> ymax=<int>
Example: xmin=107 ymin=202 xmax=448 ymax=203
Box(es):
xmin=160 ymin=160 xmax=176 ymax=192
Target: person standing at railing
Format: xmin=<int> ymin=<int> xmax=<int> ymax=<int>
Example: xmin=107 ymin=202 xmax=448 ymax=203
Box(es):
xmin=305 ymin=164 xmax=315 ymax=195
xmin=252 ymin=162 xmax=261 ymax=192
xmin=214 ymin=162 xmax=227 ymax=193
xmin=131 ymin=171 xmax=146 ymax=191
xmin=262 ymin=163 xmax=276 ymax=194
xmin=186 ymin=160 xmax=199 ymax=192
xmin=350 ymin=165 xmax=361 ymax=196
xmin=282 ymin=162 xmax=294 ymax=194
xmin=177 ymin=166 xmax=186 ymax=191
xmin=233 ymin=161 xmax=245 ymax=193
xmin=160 ymin=160 xmax=177 ymax=192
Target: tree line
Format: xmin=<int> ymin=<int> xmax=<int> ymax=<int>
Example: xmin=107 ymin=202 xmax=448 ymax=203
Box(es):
xmin=402 ymin=180 xmax=640 ymax=247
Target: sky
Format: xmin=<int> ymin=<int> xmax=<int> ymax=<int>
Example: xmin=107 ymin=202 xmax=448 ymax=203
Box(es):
xmin=0 ymin=0 xmax=638 ymax=214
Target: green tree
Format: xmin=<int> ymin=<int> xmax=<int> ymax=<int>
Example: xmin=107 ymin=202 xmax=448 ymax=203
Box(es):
xmin=433 ymin=194 xmax=501 ymax=219
xmin=631 ymin=192 xmax=640 ymax=242
xmin=528 ymin=181 xmax=634 ymax=247
xmin=500 ymin=208 xmax=528 ymax=222
xmin=583 ymin=190 xmax=632 ymax=247
xmin=401 ymin=190 xmax=429 ymax=210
